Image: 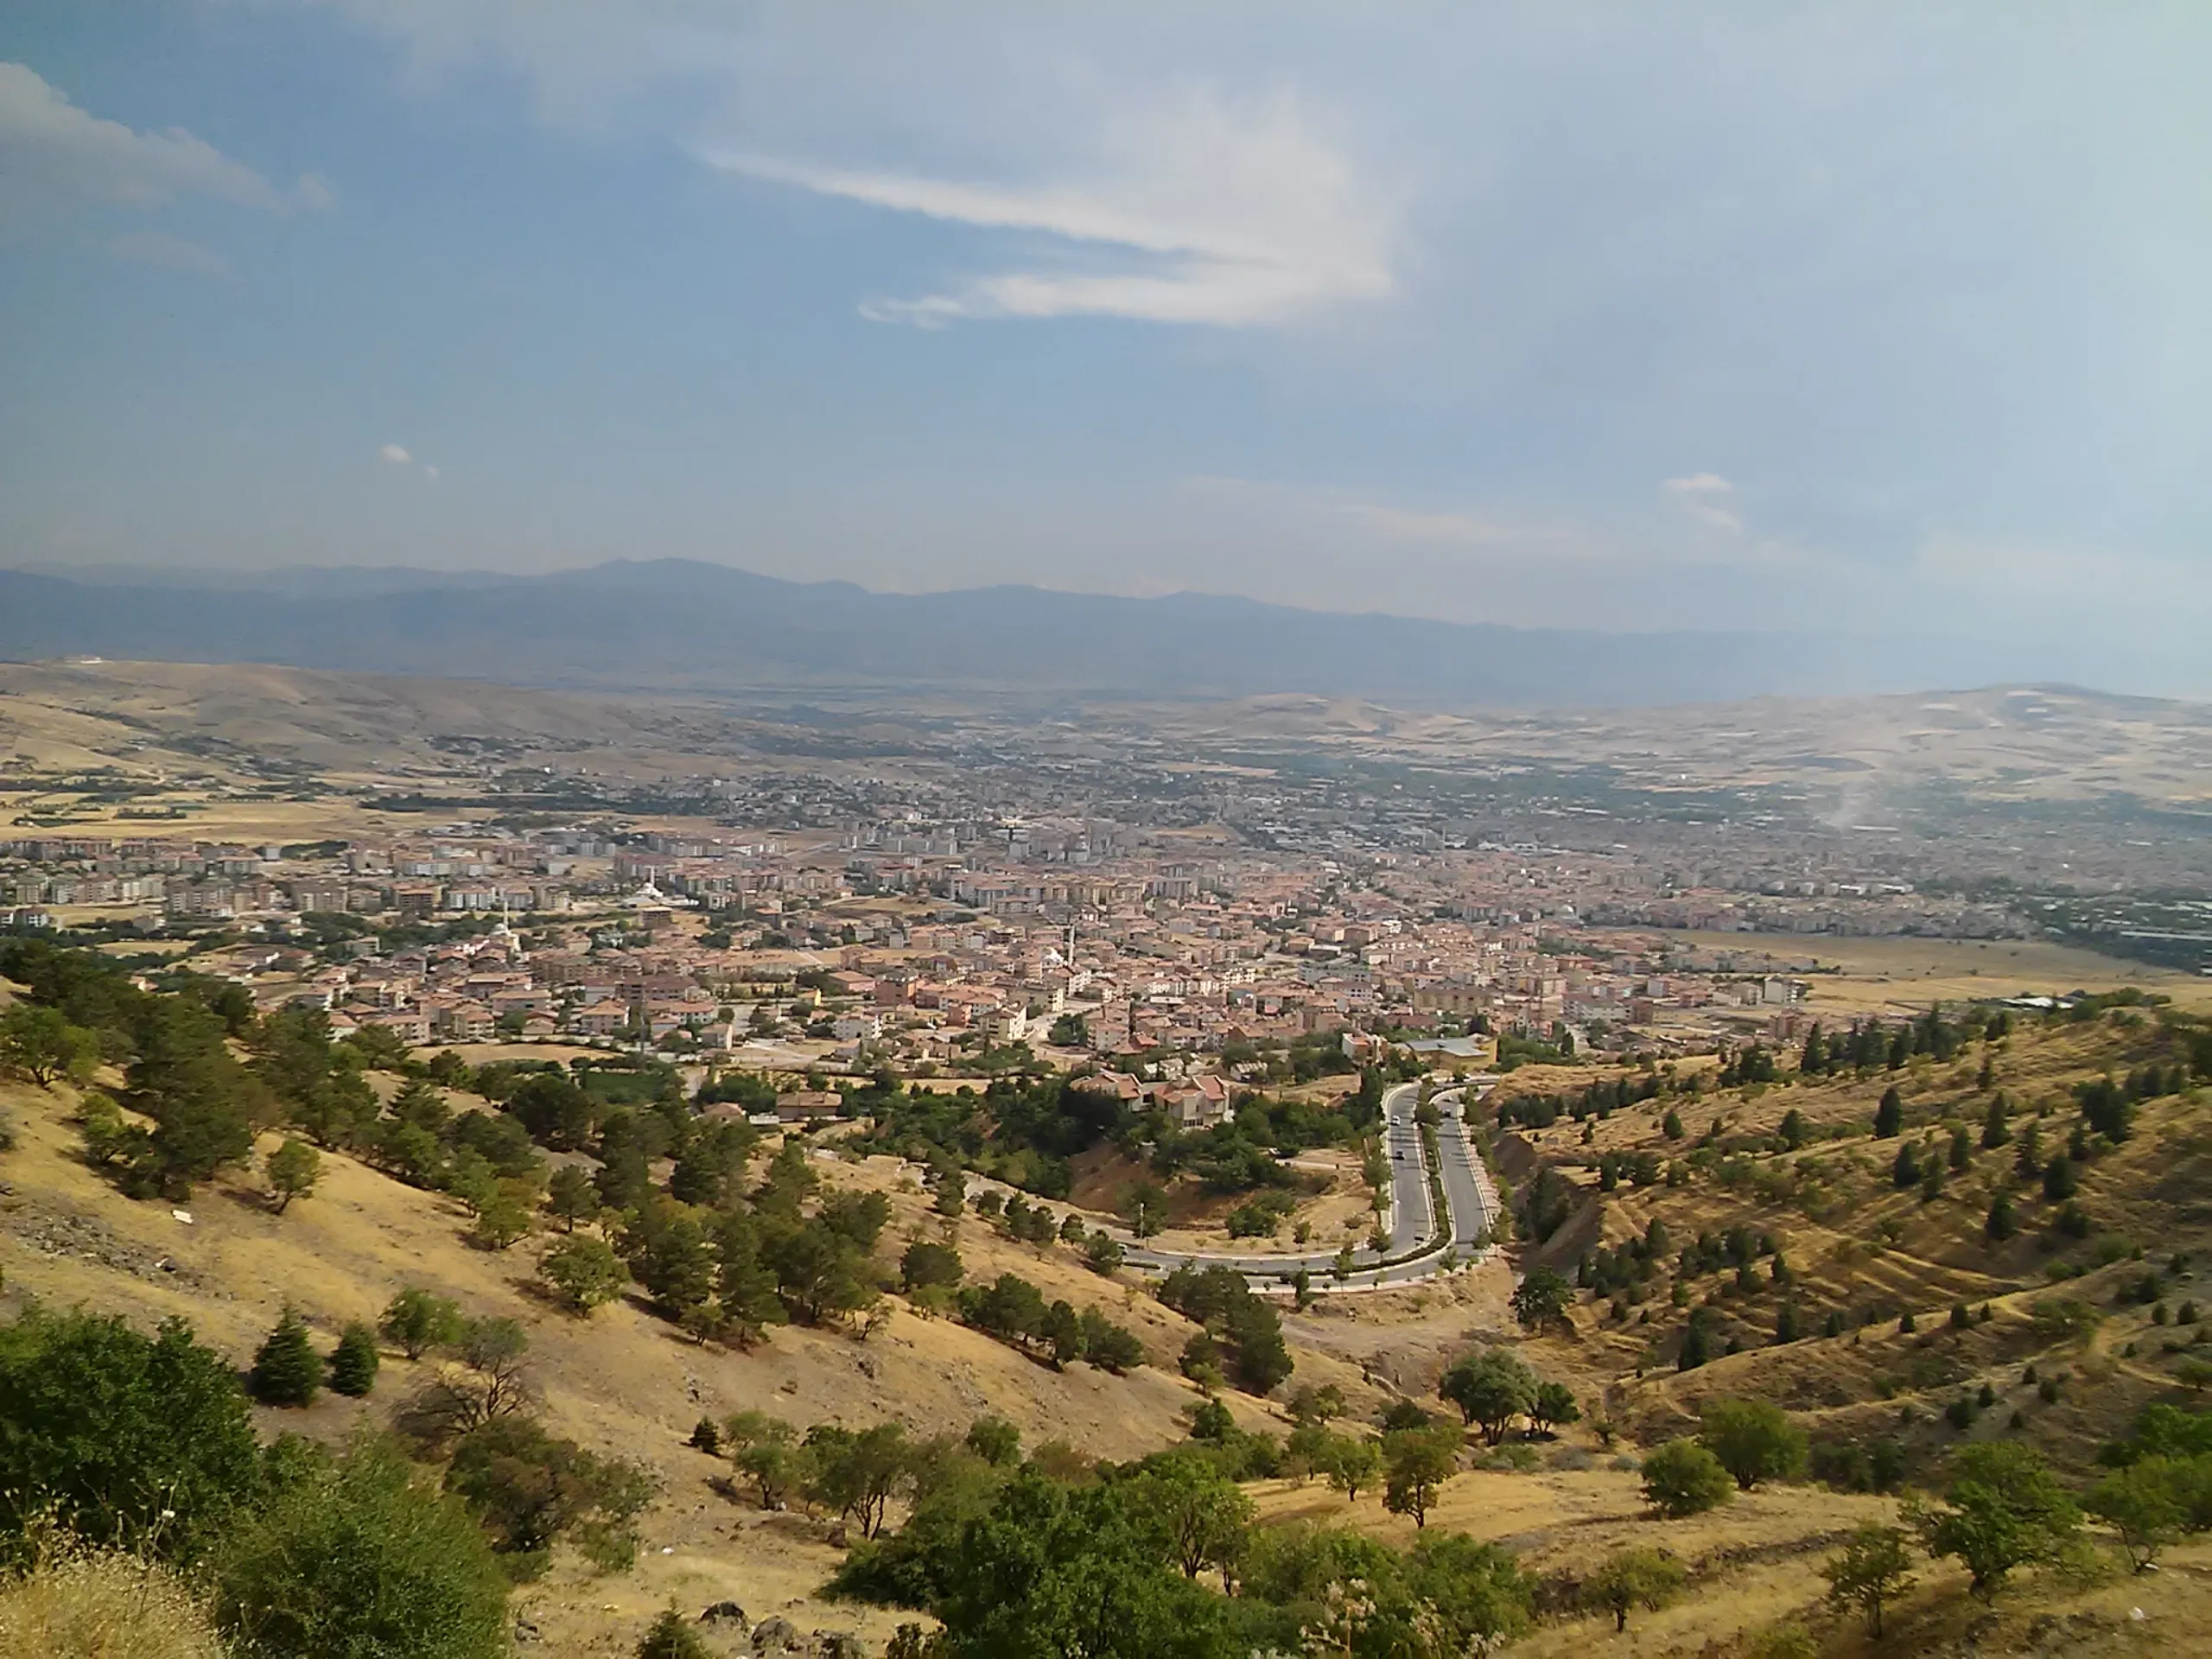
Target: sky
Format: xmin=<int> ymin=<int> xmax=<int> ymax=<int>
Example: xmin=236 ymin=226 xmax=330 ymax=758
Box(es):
xmin=2 ymin=1 xmax=2209 ymax=677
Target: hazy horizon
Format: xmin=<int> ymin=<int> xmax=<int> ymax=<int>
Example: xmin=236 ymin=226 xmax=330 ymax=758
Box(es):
xmin=4 ymin=3 xmax=2209 ymax=680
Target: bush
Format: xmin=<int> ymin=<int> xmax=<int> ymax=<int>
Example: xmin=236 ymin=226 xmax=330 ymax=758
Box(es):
xmin=217 ymin=1436 xmax=511 ymax=1658
xmin=443 ymin=1415 xmax=658 ymax=1566
xmin=0 ymin=1307 xmax=260 ymax=1562
xmin=1640 ymin=1439 xmax=1733 ymax=1516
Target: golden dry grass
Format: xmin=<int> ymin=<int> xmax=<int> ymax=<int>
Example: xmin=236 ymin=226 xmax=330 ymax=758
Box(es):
xmin=1662 ymin=928 xmax=2212 ymax=1014
xmin=0 ymin=1548 xmax=225 ymax=1659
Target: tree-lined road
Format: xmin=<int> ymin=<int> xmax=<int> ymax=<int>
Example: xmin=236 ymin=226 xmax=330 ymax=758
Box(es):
xmin=1114 ymin=1082 xmax=1497 ymax=1293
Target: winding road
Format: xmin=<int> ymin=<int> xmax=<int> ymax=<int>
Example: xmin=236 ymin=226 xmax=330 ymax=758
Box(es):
xmin=1109 ymin=1082 xmax=1500 ymax=1294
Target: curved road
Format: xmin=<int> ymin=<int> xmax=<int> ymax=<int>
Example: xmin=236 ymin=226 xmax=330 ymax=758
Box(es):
xmin=1110 ymin=1082 xmax=1499 ymax=1294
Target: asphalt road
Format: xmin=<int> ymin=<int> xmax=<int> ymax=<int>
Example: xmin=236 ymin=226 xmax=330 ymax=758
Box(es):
xmin=1116 ymin=1081 xmax=1499 ymax=1292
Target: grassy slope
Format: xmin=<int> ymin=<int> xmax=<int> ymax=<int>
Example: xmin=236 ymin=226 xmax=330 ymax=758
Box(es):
xmin=9 ymin=1007 xmax=2212 ymax=1654
xmin=0 ymin=1073 xmax=1375 ymax=1656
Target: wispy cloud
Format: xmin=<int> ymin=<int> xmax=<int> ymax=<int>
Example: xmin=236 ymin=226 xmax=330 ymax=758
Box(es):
xmin=379 ymin=442 xmax=412 ymax=464
xmin=1662 ymin=473 xmax=1743 ymax=535
xmin=706 ymin=87 xmax=1395 ymax=327
xmin=1184 ymin=476 xmax=1588 ymax=554
xmin=0 ymin=60 xmax=331 ymax=216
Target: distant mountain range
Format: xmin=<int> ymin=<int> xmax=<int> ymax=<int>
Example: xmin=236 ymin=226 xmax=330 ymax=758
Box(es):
xmin=0 ymin=559 xmax=2113 ymax=708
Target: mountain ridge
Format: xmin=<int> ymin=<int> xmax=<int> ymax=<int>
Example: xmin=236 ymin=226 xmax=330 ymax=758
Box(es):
xmin=0 ymin=558 xmax=2110 ymax=709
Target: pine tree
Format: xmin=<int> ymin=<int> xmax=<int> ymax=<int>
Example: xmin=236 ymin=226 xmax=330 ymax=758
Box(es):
xmin=251 ymin=1306 xmax=321 ymax=1407
xmin=1980 ymin=1094 xmax=2012 ymax=1149
xmin=1986 ymin=1192 xmax=2018 ymax=1241
xmin=1800 ymin=1025 xmax=1827 ymax=1076
xmin=327 ymin=1322 xmax=379 ymax=1397
xmin=636 ymin=1606 xmax=709 ymax=1659
xmin=1874 ymin=1087 xmax=1904 ymax=1139
xmin=1891 ymin=1142 xmax=1922 ymax=1189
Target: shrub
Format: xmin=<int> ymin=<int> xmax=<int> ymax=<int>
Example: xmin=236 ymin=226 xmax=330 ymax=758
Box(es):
xmin=1641 ymin=1438 xmax=1732 ymax=1516
xmin=1821 ymin=1523 xmax=1916 ymax=1637
xmin=444 ymin=1415 xmax=658 ymax=1567
xmin=0 ymin=1308 xmax=259 ymax=1563
xmin=217 ymin=1436 xmax=510 ymax=1658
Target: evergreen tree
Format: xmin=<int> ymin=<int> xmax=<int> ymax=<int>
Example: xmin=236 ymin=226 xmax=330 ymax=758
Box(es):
xmin=1874 ymin=1087 xmax=1904 ymax=1139
xmin=1948 ymin=1126 xmax=1974 ymax=1171
xmin=1891 ymin=1142 xmax=1922 ymax=1188
xmin=327 ymin=1321 xmax=379 ymax=1397
xmin=251 ymin=1306 xmax=321 ymax=1407
xmin=636 ymin=1606 xmax=710 ymax=1659
xmin=1986 ymin=1192 xmax=2018 ymax=1241
xmin=1980 ymin=1094 xmax=2012 ymax=1149
xmin=1800 ymin=1024 xmax=1827 ymax=1076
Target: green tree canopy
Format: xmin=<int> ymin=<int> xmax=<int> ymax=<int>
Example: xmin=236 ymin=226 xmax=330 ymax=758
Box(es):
xmin=216 ymin=1435 xmax=511 ymax=1659
xmin=1640 ymin=1439 xmax=1733 ymax=1518
xmin=1698 ymin=1399 xmax=1808 ymax=1491
xmin=0 ymin=1307 xmax=260 ymax=1562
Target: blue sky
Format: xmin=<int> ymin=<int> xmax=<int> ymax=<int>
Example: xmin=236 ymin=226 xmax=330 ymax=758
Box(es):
xmin=2 ymin=2 xmax=2208 ymax=671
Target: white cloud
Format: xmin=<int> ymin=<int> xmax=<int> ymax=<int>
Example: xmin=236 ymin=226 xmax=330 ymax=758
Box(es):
xmin=1662 ymin=473 xmax=1744 ymax=535
xmin=707 ymin=86 xmax=1395 ymax=327
xmin=0 ymin=60 xmax=329 ymax=216
xmin=379 ymin=443 xmax=412 ymax=464
xmin=0 ymin=62 xmax=332 ymax=219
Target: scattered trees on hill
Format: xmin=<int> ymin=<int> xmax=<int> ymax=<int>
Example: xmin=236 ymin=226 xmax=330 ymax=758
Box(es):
xmin=215 ymin=1436 xmax=512 ymax=1659
xmin=444 ymin=1414 xmax=658 ymax=1571
xmin=1157 ymin=1264 xmax=1293 ymax=1394
xmin=380 ymin=1286 xmax=465 ymax=1360
xmin=1509 ymin=1265 xmax=1573 ymax=1332
xmin=0 ymin=1306 xmax=260 ymax=1561
xmin=539 ymin=1234 xmax=627 ymax=1313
